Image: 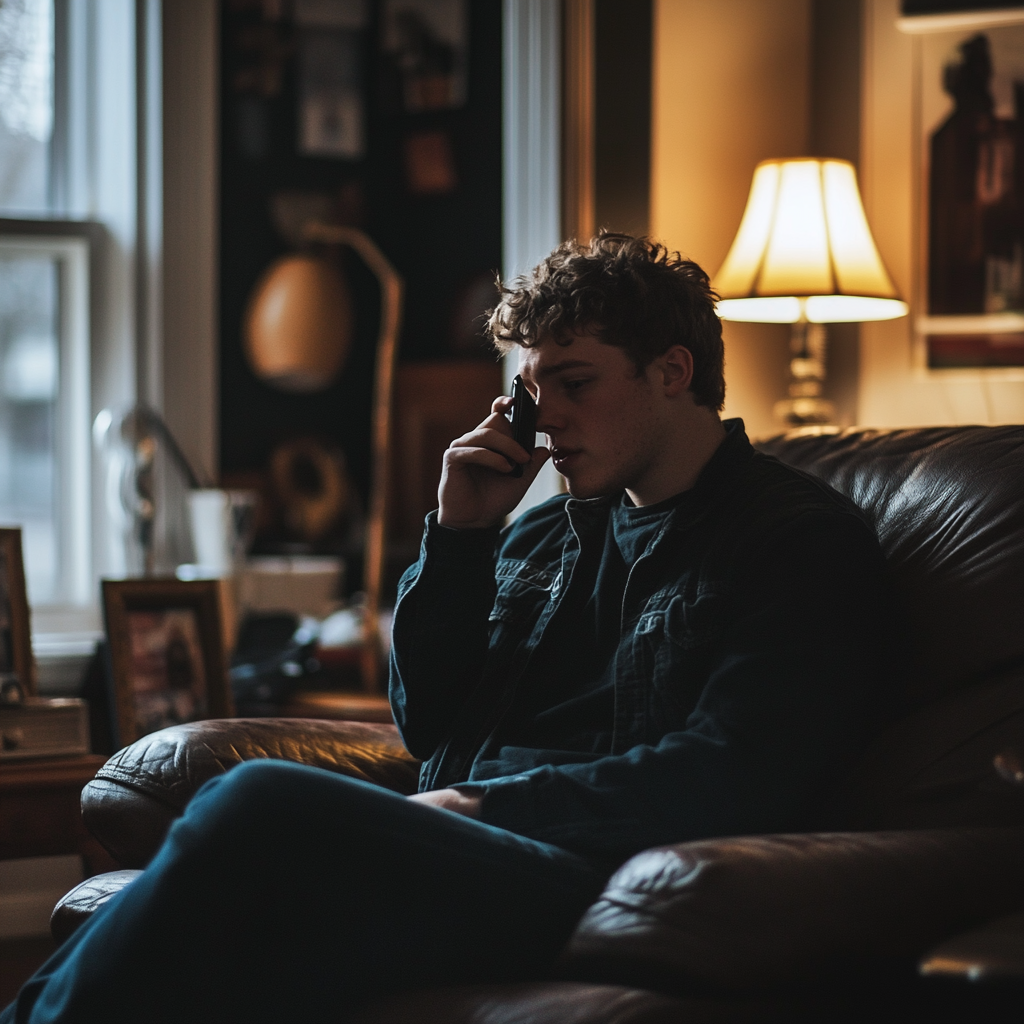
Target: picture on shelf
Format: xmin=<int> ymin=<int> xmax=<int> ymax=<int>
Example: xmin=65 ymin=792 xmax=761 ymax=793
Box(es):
xmin=124 ymin=608 xmax=208 ymax=737
xmin=103 ymin=579 xmax=232 ymax=746
xmin=291 ymin=0 xmax=370 ymax=160
xmin=381 ymin=0 xmax=467 ymax=113
xmin=920 ymin=23 xmax=1024 ymax=368
xmin=298 ymin=29 xmax=366 ymax=159
xmin=0 ymin=528 xmax=34 ymax=697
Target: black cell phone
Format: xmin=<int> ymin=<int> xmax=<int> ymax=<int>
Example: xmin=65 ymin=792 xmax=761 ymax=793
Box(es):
xmin=508 ymin=374 xmax=538 ymax=478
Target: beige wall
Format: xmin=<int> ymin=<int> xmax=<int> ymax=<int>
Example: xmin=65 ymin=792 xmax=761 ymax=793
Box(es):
xmin=859 ymin=0 xmax=1024 ymax=426
xmin=162 ymin=1 xmax=219 ymax=482
xmin=650 ymin=0 xmax=811 ymax=438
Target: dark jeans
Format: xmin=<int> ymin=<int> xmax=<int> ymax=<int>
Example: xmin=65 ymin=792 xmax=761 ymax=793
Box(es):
xmin=2 ymin=761 xmax=608 ymax=1024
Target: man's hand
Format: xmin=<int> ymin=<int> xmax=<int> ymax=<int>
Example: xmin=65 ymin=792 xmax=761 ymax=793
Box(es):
xmin=438 ymin=396 xmax=550 ymax=530
xmin=407 ymin=788 xmax=483 ymax=818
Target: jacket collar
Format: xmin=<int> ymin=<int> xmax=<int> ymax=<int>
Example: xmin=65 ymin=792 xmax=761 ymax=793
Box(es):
xmin=564 ymin=418 xmax=753 ymax=530
xmin=676 ymin=417 xmax=752 ymax=505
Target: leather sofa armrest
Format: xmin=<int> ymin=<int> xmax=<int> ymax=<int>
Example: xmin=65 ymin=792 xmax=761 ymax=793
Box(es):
xmin=82 ymin=718 xmax=420 ymax=867
xmin=50 ymin=870 xmax=143 ymax=944
xmin=920 ymin=910 xmax=1024 ymax=981
xmin=562 ymin=828 xmax=1024 ymax=992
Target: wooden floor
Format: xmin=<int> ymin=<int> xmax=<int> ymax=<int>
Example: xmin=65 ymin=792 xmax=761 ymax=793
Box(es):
xmin=0 ymin=936 xmax=56 ymax=1006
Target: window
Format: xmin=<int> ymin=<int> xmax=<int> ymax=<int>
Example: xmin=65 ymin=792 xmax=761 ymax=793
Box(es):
xmin=0 ymin=0 xmax=142 ymax=664
xmin=0 ymin=226 xmax=91 ymax=607
xmin=0 ymin=0 xmax=92 ymax=612
xmin=0 ymin=0 xmax=53 ymax=216
xmin=0 ymin=1 xmax=215 ymax=673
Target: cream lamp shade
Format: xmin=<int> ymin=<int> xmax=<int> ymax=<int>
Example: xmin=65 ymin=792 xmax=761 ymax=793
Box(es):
xmin=714 ymin=158 xmax=908 ymax=323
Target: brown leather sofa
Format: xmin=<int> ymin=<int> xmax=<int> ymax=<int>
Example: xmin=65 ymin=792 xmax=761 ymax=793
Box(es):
xmin=53 ymin=426 xmax=1024 ymax=1022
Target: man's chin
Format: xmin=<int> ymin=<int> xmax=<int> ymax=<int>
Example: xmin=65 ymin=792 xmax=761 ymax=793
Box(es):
xmin=563 ymin=474 xmax=616 ymax=500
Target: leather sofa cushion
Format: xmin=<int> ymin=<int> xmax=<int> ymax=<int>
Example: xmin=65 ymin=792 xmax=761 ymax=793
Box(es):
xmin=757 ymin=428 xmax=1024 ymax=832
xmin=563 ymin=828 xmax=1024 ymax=991
xmin=823 ymin=677 xmax=1024 ymax=830
xmin=350 ymin=982 xmax=711 ymax=1024
xmin=348 ymin=977 xmax=1022 ymax=1024
xmin=756 ymin=427 xmax=1024 ymax=709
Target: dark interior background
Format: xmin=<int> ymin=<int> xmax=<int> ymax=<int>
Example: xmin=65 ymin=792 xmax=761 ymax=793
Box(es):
xmin=901 ymin=0 xmax=1024 ymax=13
xmin=594 ymin=0 xmax=652 ymax=237
xmin=218 ymin=0 xmax=503 ymax=526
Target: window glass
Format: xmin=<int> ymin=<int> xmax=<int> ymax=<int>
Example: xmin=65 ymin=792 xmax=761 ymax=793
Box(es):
xmin=0 ymin=0 xmax=54 ymax=214
xmin=0 ymin=252 xmax=59 ymax=602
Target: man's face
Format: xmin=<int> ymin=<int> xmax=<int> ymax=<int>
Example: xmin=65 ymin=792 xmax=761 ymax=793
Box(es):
xmin=518 ymin=334 xmax=669 ymax=500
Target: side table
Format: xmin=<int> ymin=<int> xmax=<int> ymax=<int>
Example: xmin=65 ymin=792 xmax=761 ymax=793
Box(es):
xmin=0 ymin=756 xmax=117 ymax=1003
xmin=0 ymin=755 xmax=118 ymax=876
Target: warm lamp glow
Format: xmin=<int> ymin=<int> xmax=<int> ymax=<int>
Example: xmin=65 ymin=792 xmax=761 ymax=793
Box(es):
xmin=714 ymin=158 xmax=907 ymax=427
xmin=717 ymin=295 xmax=907 ymax=323
xmin=714 ymin=158 xmax=907 ymax=323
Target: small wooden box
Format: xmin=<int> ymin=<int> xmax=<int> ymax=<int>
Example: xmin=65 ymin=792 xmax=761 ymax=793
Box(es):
xmin=0 ymin=698 xmax=90 ymax=761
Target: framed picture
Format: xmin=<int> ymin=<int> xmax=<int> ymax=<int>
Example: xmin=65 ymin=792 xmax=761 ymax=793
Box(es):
xmin=381 ymin=0 xmax=467 ymax=113
xmin=293 ymin=0 xmax=369 ymax=160
xmin=0 ymin=528 xmax=35 ymax=698
xmin=102 ymin=579 xmax=233 ymax=747
xmin=912 ymin=13 xmax=1024 ymax=372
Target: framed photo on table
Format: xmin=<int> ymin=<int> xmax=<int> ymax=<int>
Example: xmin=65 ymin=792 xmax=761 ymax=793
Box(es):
xmin=0 ymin=528 xmax=35 ymax=698
xmin=102 ymin=579 xmax=233 ymax=747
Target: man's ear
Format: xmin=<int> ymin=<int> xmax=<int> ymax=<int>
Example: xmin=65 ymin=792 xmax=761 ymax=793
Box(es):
xmin=657 ymin=345 xmax=694 ymax=397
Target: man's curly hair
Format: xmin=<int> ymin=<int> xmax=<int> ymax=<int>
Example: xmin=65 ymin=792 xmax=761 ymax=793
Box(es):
xmin=487 ymin=233 xmax=725 ymax=410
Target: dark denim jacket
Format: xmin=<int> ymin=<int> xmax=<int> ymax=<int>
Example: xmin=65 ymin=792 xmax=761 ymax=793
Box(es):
xmin=390 ymin=421 xmax=894 ymax=861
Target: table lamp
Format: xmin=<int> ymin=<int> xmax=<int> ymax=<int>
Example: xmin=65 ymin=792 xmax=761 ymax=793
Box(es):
xmin=714 ymin=158 xmax=908 ymax=425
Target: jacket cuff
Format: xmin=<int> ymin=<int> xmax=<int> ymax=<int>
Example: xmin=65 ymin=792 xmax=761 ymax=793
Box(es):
xmin=460 ymin=772 xmax=548 ymax=836
xmin=422 ymin=510 xmax=501 ymax=560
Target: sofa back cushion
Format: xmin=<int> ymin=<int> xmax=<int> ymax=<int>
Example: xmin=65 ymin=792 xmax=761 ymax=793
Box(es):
xmin=564 ymin=829 xmax=1024 ymax=991
xmin=756 ymin=426 xmax=1023 ymax=828
xmin=757 ymin=425 xmax=1023 ymax=706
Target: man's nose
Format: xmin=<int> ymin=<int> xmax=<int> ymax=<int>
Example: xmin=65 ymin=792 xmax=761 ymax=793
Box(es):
xmin=534 ymin=394 xmax=563 ymax=437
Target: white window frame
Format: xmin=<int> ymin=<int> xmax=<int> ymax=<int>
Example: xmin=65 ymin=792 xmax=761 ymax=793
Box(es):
xmin=2 ymin=3 xmax=217 ymax=683
xmin=503 ymin=0 xmax=565 ymax=519
xmin=0 ymin=224 xmax=92 ymax=607
xmin=1 ymin=0 xmax=143 ymax=675
xmin=0 ymin=219 xmax=102 ymax=676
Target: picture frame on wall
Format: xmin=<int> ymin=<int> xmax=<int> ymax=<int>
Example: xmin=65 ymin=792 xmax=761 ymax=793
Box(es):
xmin=0 ymin=528 xmax=35 ymax=699
xmin=912 ymin=13 xmax=1024 ymax=372
xmin=102 ymin=579 xmax=233 ymax=747
xmin=381 ymin=0 xmax=468 ymax=113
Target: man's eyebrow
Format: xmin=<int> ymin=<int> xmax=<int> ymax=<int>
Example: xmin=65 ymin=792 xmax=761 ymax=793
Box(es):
xmin=529 ymin=359 xmax=596 ymax=380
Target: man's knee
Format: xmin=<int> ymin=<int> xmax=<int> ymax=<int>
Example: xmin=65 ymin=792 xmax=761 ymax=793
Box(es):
xmin=199 ymin=756 xmax=296 ymax=802
xmin=164 ymin=760 xmax=405 ymax=872
xmin=171 ymin=759 xmax=314 ymax=849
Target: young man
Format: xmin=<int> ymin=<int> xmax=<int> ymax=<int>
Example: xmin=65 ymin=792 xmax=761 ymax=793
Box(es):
xmin=392 ymin=233 xmax=892 ymax=860
xmin=3 ymin=235 xmax=892 ymax=1023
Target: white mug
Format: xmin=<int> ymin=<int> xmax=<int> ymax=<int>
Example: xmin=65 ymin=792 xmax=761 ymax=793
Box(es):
xmin=188 ymin=490 xmax=258 ymax=574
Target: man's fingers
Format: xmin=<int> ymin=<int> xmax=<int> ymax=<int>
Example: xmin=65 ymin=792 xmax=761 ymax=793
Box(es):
xmin=407 ymin=789 xmax=482 ymax=819
xmin=450 ymin=426 xmax=530 ymax=464
xmin=444 ymin=445 xmax=519 ymax=475
xmin=476 ymin=397 xmax=515 ymax=436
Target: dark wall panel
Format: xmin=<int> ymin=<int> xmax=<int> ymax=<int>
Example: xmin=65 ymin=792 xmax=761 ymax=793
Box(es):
xmin=218 ymin=0 xmax=503 ymax=502
xmin=594 ymin=0 xmax=652 ymax=237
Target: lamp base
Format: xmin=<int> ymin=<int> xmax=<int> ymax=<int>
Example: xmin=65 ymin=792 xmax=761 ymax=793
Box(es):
xmin=777 ymin=322 xmax=835 ymax=427
xmin=773 ymin=396 xmax=837 ymax=426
